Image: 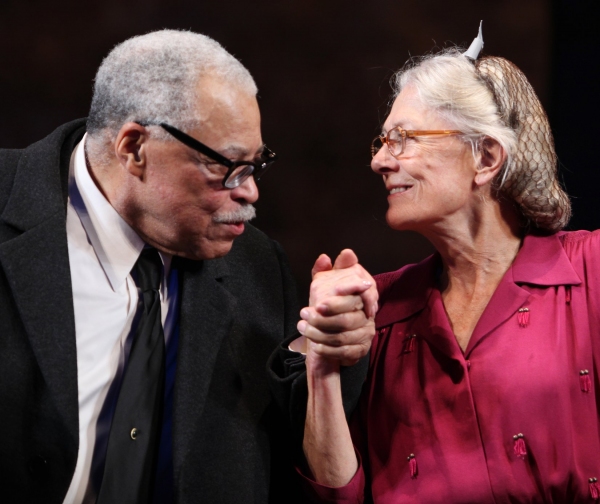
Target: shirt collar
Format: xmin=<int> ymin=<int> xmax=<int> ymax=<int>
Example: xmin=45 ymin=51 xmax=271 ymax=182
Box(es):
xmin=69 ymin=134 xmax=145 ymax=291
xmin=375 ymin=232 xmax=581 ymax=329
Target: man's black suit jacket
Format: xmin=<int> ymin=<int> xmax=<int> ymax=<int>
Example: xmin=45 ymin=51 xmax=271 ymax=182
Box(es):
xmin=0 ymin=119 xmax=307 ymax=503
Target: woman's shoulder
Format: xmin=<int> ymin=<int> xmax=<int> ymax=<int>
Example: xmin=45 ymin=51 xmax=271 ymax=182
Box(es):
xmin=558 ymin=229 xmax=600 ymax=244
xmin=557 ymin=229 xmax=600 ymax=257
xmin=541 ymin=230 xmax=600 ymax=282
xmin=375 ymin=266 xmax=412 ymax=297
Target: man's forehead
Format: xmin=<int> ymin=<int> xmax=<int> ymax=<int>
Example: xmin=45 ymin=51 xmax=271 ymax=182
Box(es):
xmin=190 ymin=76 xmax=263 ymax=157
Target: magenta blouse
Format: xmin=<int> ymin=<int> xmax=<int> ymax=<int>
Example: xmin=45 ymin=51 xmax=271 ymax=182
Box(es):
xmin=302 ymin=231 xmax=600 ymax=503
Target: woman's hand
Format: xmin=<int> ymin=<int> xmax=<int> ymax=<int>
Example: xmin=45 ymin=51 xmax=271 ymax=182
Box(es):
xmin=300 ymin=250 xmax=376 ymax=486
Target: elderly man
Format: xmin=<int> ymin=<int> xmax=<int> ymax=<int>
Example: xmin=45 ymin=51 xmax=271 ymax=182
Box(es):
xmin=0 ymin=30 xmax=375 ymax=503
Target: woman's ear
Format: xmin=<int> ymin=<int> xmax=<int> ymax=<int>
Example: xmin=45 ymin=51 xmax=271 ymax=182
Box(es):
xmin=114 ymin=122 xmax=149 ymax=178
xmin=474 ymin=137 xmax=507 ymax=187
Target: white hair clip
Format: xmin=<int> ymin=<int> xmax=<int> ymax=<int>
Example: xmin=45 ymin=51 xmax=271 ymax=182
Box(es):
xmin=463 ymin=21 xmax=484 ymax=60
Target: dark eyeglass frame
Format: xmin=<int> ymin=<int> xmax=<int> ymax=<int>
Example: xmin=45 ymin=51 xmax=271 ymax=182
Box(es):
xmin=137 ymin=122 xmax=277 ymax=188
xmin=371 ymin=126 xmax=464 ymax=158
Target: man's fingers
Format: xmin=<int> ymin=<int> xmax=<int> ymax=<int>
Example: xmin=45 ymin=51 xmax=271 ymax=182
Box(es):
xmin=311 ymin=254 xmax=333 ymax=278
xmin=360 ymin=286 xmax=379 ymax=319
xmin=325 ymin=278 xmax=378 ymax=319
xmin=332 ymin=249 xmax=359 ymax=270
xmin=301 ymin=307 xmax=368 ymax=333
xmin=313 ymin=295 xmax=364 ymax=317
xmin=298 ymin=317 xmax=375 ymax=347
xmin=332 ymin=278 xmax=373 ymax=296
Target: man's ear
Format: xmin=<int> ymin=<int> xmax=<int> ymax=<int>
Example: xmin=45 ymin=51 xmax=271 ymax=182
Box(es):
xmin=114 ymin=122 xmax=149 ymax=178
xmin=474 ymin=136 xmax=507 ymax=187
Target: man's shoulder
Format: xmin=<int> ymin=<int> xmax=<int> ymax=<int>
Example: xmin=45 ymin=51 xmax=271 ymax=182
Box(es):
xmin=0 ymin=118 xmax=87 ymax=181
xmin=1 ymin=119 xmax=87 ymax=155
xmin=0 ymin=119 xmax=87 ymax=228
xmin=25 ymin=119 xmax=87 ymax=158
xmin=0 ymin=149 xmax=22 ymax=209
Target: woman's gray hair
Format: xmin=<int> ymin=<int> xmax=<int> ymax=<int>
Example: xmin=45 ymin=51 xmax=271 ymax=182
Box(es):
xmin=87 ymin=29 xmax=257 ymax=142
xmin=392 ymin=48 xmax=570 ymax=232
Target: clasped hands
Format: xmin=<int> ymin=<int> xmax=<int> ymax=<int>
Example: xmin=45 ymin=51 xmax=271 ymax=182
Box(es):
xmin=292 ymin=249 xmax=378 ymax=368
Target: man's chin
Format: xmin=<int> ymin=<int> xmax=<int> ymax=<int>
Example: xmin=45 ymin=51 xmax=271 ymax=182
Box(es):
xmin=177 ymin=238 xmax=236 ymax=261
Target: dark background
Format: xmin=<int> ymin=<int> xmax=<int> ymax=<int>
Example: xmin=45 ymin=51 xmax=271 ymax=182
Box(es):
xmin=0 ymin=0 xmax=597 ymax=301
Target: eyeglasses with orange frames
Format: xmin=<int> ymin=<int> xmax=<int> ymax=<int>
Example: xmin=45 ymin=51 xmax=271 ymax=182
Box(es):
xmin=371 ymin=126 xmax=463 ymax=158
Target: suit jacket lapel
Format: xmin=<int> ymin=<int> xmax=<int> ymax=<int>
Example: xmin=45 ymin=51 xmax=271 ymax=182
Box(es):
xmin=172 ymin=255 xmax=236 ymax=476
xmin=0 ymin=119 xmax=86 ymax=440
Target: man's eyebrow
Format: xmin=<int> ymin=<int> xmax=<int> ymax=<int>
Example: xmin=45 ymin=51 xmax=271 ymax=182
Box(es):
xmin=219 ymin=144 xmax=265 ymax=159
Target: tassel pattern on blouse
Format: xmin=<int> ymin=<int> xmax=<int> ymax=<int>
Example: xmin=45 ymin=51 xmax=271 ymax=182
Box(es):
xmin=517 ymin=308 xmax=530 ymax=327
xmin=403 ymin=334 xmax=417 ymax=353
xmin=513 ymin=433 xmax=527 ymax=458
xmin=580 ymin=370 xmax=592 ymax=393
xmin=407 ymin=453 xmax=418 ymax=479
xmin=589 ymin=477 xmax=599 ymax=499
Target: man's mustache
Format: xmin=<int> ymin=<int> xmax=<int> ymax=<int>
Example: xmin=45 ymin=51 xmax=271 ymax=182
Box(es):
xmin=212 ymin=204 xmax=256 ymax=223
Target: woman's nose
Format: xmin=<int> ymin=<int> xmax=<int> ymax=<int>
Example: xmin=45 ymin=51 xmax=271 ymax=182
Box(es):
xmin=371 ymin=146 xmax=399 ymax=175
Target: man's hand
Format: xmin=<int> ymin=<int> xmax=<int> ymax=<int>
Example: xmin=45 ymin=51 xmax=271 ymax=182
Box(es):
xmin=296 ymin=249 xmax=378 ymax=367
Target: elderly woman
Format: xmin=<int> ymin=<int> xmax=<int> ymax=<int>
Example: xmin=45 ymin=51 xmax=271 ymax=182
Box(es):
xmin=297 ymin=33 xmax=600 ymax=503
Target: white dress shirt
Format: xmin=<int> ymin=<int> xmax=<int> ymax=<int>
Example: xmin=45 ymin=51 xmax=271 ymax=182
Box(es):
xmin=63 ymin=136 xmax=178 ymax=503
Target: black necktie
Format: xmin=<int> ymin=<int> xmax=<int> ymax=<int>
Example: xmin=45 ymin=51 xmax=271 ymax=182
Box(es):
xmin=98 ymin=248 xmax=166 ymax=504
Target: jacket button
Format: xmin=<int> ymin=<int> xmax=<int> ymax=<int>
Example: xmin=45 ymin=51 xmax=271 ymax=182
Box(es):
xmin=28 ymin=455 xmax=49 ymax=478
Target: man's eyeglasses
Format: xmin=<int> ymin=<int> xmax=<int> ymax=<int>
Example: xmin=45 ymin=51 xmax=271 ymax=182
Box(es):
xmin=371 ymin=126 xmax=463 ymax=159
xmin=139 ymin=122 xmax=277 ymax=189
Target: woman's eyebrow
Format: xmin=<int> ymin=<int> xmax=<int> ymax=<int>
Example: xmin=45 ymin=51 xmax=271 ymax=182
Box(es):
xmin=382 ymin=120 xmax=413 ymax=134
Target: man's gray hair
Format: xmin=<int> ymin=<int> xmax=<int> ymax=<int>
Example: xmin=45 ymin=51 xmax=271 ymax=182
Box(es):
xmin=87 ymin=29 xmax=257 ymax=140
xmin=392 ymin=48 xmax=570 ymax=231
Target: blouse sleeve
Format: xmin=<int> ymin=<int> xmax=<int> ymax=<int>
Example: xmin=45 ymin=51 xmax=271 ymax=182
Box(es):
xmin=561 ymin=230 xmax=600 ymax=316
xmin=560 ymin=229 xmax=600 ymax=372
xmin=296 ymin=449 xmax=365 ymax=504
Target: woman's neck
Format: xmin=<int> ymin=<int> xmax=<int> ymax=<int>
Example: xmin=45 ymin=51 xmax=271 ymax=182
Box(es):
xmin=421 ymin=197 xmax=523 ymax=350
xmin=424 ymin=197 xmax=523 ymax=290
